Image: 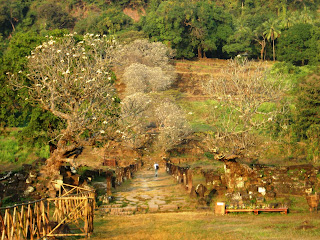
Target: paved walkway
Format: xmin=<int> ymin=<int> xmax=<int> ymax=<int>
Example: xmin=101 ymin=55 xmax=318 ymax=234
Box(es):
xmin=99 ymin=167 xmax=197 ymax=215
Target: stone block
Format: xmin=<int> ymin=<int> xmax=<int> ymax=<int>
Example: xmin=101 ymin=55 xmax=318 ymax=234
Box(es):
xmin=160 ymin=204 xmax=178 ymax=211
xmin=148 ymin=204 xmax=159 ymax=212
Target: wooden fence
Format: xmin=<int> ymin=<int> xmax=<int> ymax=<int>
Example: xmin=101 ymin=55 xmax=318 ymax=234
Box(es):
xmin=0 ymin=183 xmax=95 ymax=240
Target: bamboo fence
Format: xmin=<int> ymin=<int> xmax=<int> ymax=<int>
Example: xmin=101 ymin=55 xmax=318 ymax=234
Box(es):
xmin=0 ymin=183 xmax=95 ymax=240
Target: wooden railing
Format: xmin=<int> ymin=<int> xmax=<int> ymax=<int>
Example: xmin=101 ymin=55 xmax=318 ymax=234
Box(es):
xmin=0 ymin=183 xmax=95 ymax=240
xmin=0 ymin=199 xmax=49 ymax=240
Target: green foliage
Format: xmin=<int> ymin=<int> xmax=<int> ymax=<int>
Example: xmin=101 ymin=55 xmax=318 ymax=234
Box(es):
xmin=0 ymin=31 xmax=45 ymax=128
xmin=36 ymin=2 xmax=75 ymax=30
xmin=257 ymin=102 xmax=276 ymax=113
xmin=0 ymin=0 xmax=31 ymax=37
xmin=204 ymin=152 xmax=215 ymax=160
xmin=142 ymin=0 xmax=233 ymax=59
xmin=223 ymin=19 xmax=253 ymax=57
xmin=0 ymin=129 xmax=49 ymax=164
xmin=295 ymin=69 xmax=320 ymax=140
xmin=17 ymin=107 xmax=63 ymax=146
xmin=74 ymin=7 xmax=133 ymax=35
xmin=277 ymin=24 xmax=320 ymax=66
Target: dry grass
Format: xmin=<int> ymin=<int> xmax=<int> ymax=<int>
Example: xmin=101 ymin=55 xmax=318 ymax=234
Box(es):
xmin=88 ymin=212 xmax=320 ymax=240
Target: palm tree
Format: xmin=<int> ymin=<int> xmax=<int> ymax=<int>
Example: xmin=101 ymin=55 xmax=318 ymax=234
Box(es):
xmin=263 ymin=19 xmax=281 ymax=61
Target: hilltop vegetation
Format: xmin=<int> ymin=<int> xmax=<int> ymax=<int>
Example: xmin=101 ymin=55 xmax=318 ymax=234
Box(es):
xmin=1 ymin=0 xmax=320 ymax=170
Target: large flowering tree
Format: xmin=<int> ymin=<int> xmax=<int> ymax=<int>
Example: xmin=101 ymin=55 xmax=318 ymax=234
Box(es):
xmin=10 ymin=33 xmax=120 ymax=174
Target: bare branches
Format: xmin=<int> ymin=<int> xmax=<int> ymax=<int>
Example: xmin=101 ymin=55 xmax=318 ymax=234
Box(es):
xmin=202 ymin=58 xmax=289 ymax=151
xmin=112 ymin=39 xmax=189 ymax=152
xmin=155 ymin=101 xmax=191 ymax=152
xmin=122 ymin=63 xmax=175 ymax=95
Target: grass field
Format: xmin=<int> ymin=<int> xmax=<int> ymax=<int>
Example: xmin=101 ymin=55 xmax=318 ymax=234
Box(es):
xmin=89 ymin=212 xmax=320 ymax=240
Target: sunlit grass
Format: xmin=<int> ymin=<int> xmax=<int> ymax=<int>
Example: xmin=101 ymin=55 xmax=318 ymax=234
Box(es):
xmin=88 ymin=212 xmax=320 ymax=240
xmin=0 ymin=128 xmax=49 ymax=171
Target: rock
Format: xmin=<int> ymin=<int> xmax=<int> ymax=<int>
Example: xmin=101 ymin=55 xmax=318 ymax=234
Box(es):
xmin=148 ymin=204 xmax=159 ymax=212
xmin=24 ymin=186 xmax=35 ymax=196
xmin=258 ymin=187 xmax=266 ymax=196
xmin=160 ymin=204 xmax=178 ymax=211
xmin=266 ymin=191 xmax=276 ymax=198
xmin=305 ymin=188 xmax=313 ymax=195
xmin=53 ymin=178 xmax=64 ymax=191
xmin=14 ymin=173 xmax=26 ymax=181
xmin=26 ymin=178 xmax=32 ymax=184
xmin=153 ymin=199 xmax=166 ymax=205
xmin=29 ymin=171 xmax=38 ymax=179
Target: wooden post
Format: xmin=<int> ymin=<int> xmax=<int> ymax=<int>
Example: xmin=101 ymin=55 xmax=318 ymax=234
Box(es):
xmin=187 ymin=169 xmax=193 ymax=193
xmin=84 ymin=198 xmax=88 ymax=237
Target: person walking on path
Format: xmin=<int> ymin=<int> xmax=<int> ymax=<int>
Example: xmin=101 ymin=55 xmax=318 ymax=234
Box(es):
xmin=154 ymin=163 xmax=159 ymax=177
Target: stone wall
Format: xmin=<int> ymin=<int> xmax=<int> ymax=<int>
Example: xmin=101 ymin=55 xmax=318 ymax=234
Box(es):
xmin=167 ymin=159 xmax=320 ymax=209
xmin=222 ymin=161 xmax=320 ymax=197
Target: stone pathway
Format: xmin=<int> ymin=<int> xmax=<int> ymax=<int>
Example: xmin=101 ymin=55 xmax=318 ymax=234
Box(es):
xmin=99 ymin=168 xmax=197 ymax=215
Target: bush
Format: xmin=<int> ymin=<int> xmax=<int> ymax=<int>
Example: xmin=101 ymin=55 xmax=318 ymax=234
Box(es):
xmin=295 ymin=69 xmax=320 ymax=140
xmin=123 ymin=63 xmax=174 ymax=94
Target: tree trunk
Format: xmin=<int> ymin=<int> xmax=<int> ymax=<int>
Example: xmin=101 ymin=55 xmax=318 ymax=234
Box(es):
xmin=42 ymin=128 xmax=77 ymax=178
xmin=260 ymin=40 xmax=266 ymax=61
xmin=198 ymin=46 xmax=202 ymax=59
xmin=272 ymin=38 xmax=275 ymax=61
xmin=9 ymin=19 xmax=15 ymax=32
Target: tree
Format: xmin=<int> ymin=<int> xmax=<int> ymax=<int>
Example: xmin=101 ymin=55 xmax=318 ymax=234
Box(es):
xmin=263 ymin=18 xmax=281 ymax=61
xmin=37 ymin=2 xmax=75 ymax=30
xmin=295 ymin=70 xmax=320 ymax=139
xmin=122 ymin=63 xmax=174 ymax=94
xmin=154 ymin=100 xmax=191 ymax=152
xmin=112 ymin=39 xmax=175 ymax=74
xmin=254 ymin=25 xmax=267 ymax=60
xmin=142 ymin=0 xmax=233 ymax=59
xmin=9 ymin=33 xmax=120 ymax=175
xmin=277 ymin=23 xmax=320 ymax=65
xmin=223 ymin=18 xmax=253 ymax=57
xmin=74 ymin=8 xmax=133 ymax=35
xmin=202 ymin=58 xmax=288 ymax=151
xmin=0 ymin=0 xmax=30 ymax=36
xmin=142 ymin=1 xmax=194 ymax=58
xmin=187 ymin=0 xmax=233 ymax=58
xmin=120 ymin=92 xmax=153 ymax=149
xmin=113 ymin=39 xmax=190 ymax=153
xmin=295 ymin=70 xmax=320 ymax=162
xmin=0 ymin=31 xmax=45 ymax=128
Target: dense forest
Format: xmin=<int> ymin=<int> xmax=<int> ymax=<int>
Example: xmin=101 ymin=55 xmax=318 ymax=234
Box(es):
xmin=1 ymin=0 xmax=320 ymax=170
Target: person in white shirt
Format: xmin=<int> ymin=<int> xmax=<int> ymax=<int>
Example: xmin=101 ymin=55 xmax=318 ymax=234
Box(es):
xmin=154 ymin=163 xmax=159 ymax=177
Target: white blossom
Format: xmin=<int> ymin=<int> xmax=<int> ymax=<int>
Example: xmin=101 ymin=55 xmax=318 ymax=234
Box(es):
xmin=62 ymin=69 xmax=70 ymax=75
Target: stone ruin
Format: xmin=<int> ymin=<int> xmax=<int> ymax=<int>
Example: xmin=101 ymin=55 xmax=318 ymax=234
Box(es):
xmin=166 ymin=158 xmax=320 ymax=210
xmin=0 ymin=158 xmax=47 ymax=205
xmin=205 ymin=160 xmax=320 ymax=209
